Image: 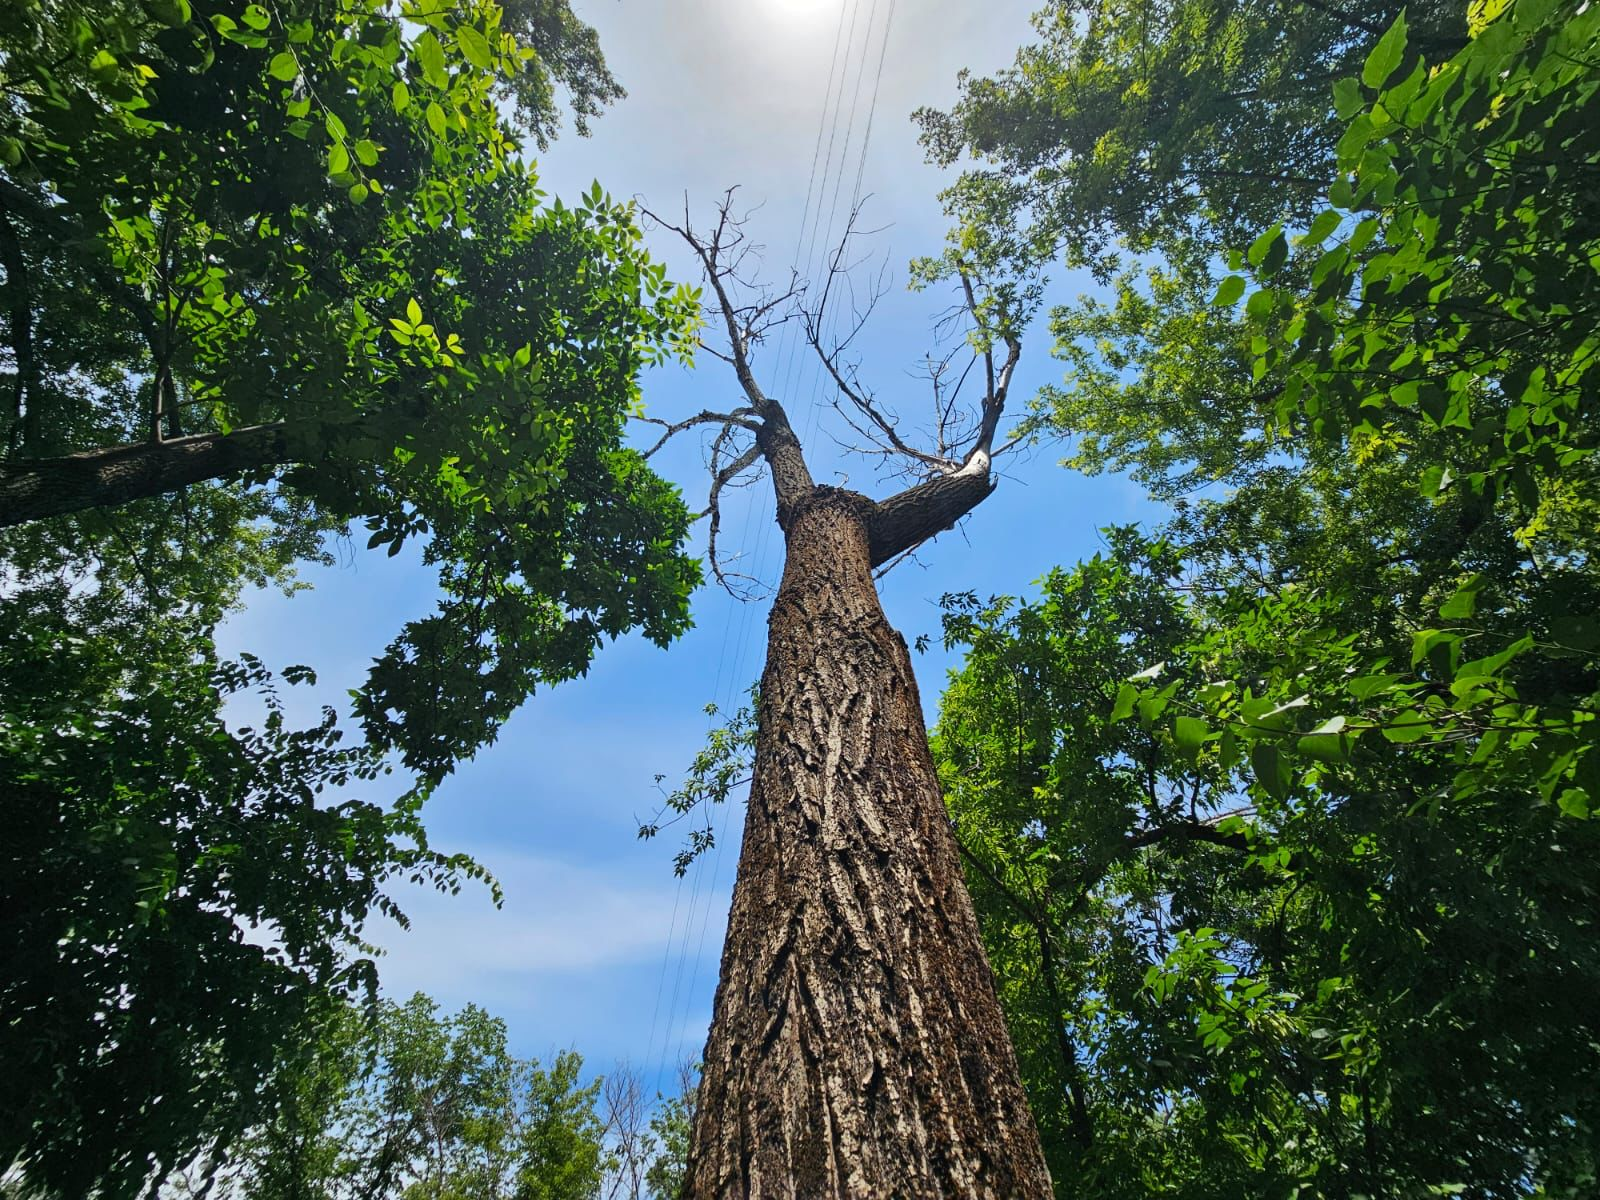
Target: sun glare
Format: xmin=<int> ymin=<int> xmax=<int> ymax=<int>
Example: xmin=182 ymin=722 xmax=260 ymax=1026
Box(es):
xmin=765 ymin=0 xmax=837 ymax=27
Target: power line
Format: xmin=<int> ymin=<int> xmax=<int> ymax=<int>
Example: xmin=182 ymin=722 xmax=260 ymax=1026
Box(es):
xmin=650 ymin=0 xmax=899 ymax=1095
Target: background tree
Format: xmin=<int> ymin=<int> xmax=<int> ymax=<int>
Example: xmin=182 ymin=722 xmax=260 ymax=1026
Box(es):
xmin=190 ymin=993 xmax=609 ymax=1200
xmin=599 ymin=1061 xmax=696 ymax=1200
xmin=0 ymin=0 xmax=698 ymax=1193
xmin=918 ymin=0 xmax=1600 ymax=1195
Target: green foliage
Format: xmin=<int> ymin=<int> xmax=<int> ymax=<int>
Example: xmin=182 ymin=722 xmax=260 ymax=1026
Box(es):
xmin=0 ymin=1 xmax=699 ymax=1192
xmin=917 ymin=0 xmax=1467 ymax=281
xmin=1118 ymin=0 xmax=1600 ymax=867
xmin=0 ymin=0 xmax=702 ymax=780
xmin=637 ymin=688 xmax=758 ymax=875
xmin=642 ymin=1069 xmax=696 ymax=1200
xmin=203 ymin=993 xmax=610 ymax=1199
xmin=928 ymin=1 xmax=1600 ymax=1195
xmin=935 ymin=532 xmax=1600 ymax=1198
xmin=0 ymin=592 xmax=488 ymax=1197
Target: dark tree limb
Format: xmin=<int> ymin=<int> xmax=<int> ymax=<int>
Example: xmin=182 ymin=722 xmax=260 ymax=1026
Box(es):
xmin=703 ymin=434 xmax=763 ymax=597
xmin=863 ymin=468 xmax=996 ymax=568
xmin=0 ymin=422 xmax=295 ymax=528
xmin=0 ymin=200 xmax=38 ymax=450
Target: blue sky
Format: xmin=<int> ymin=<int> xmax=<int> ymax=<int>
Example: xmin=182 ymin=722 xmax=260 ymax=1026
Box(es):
xmin=218 ymin=0 xmax=1165 ymax=1092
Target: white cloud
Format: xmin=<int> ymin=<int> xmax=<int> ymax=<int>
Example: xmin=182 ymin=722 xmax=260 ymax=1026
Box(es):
xmin=370 ymin=848 xmax=728 ymax=996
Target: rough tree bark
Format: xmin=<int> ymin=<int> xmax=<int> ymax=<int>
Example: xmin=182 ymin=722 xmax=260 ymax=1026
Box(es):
xmin=0 ymin=423 xmax=295 ymax=529
xmin=685 ymin=486 xmax=1052 ymax=1198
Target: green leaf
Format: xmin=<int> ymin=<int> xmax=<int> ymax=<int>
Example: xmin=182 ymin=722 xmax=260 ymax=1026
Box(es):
xmin=1246 ymin=224 xmax=1283 ymax=269
xmin=1110 ymin=682 xmax=1138 ymax=723
xmin=1557 ymin=788 xmax=1591 ymax=820
xmin=88 ymin=49 xmax=120 ymax=81
xmin=1362 ymin=12 xmax=1408 ymax=89
xmin=1297 ymin=728 xmax=1351 ymax=763
xmin=1301 ymin=209 xmax=1341 ymax=247
xmin=1240 ymin=693 xmax=1310 ymax=732
xmin=392 ymin=80 xmax=411 ymax=111
xmin=327 ymin=140 xmax=349 ymax=177
xmin=415 ymin=30 xmax=448 ymax=89
xmin=426 ymin=100 xmax=447 ymax=138
xmin=1251 ymin=743 xmax=1290 ymax=800
xmin=148 ymin=0 xmax=192 ymax=27
xmin=1332 ymin=75 xmax=1364 ymax=119
xmin=455 ymin=24 xmax=494 ymax=70
xmin=406 ymin=298 xmax=424 ymax=326
xmin=354 ymin=139 xmax=380 ymax=166
xmin=1136 ymin=681 xmax=1180 ymax=728
xmin=1174 ymin=715 xmax=1211 ymax=764
xmin=267 ymin=51 xmax=298 ymax=82
xmin=1212 ymin=275 xmax=1246 ymax=306
xmin=1438 ymin=575 xmax=1484 ymax=620
xmin=349 ymin=182 xmax=370 ymax=204
xmin=241 ymin=3 xmax=271 ymax=30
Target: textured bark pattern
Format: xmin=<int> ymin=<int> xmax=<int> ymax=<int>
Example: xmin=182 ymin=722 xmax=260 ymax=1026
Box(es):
xmin=865 ymin=469 xmax=995 ymax=569
xmin=0 ymin=422 xmax=290 ymax=528
xmin=685 ymin=487 xmax=1052 ymax=1199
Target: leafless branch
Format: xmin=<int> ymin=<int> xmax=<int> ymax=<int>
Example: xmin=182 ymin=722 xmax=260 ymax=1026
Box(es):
xmin=643 ymin=190 xmax=800 ymax=415
xmin=643 ymin=190 xmax=815 ymax=523
xmin=635 ymin=408 xmax=759 ymax=460
xmin=702 ymin=428 xmax=764 ymax=599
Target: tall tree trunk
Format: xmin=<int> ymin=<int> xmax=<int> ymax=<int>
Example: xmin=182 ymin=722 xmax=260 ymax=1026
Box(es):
xmin=685 ymin=486 xmax=1053 ymax=1198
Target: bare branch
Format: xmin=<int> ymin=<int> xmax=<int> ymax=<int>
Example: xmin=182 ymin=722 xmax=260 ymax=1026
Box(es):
xmin=703 ymin=434 xmax=763 ymax=599
xmin=642 ymin=190 xmax=814 ymax=518
xmin=635 ymin=408 xmax=759 ymax=460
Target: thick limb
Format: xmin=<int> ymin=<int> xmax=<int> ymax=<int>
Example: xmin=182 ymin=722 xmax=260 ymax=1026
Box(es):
xmin=0 ymin=423 xmax=294 ymax=528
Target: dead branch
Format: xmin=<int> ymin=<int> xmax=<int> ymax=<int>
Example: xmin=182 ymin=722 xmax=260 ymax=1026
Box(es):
xmin=638 ymin=189 xmax=1030 ymax=584
xmin=635 ymin=408 xmax=759 ymax=460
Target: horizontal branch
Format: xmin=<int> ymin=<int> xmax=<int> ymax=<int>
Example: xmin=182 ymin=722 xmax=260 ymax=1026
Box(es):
xmin=635 ymin=408 xmax=758 ymax=459
xmin=0 ymin=422 xmax=294 ymax=528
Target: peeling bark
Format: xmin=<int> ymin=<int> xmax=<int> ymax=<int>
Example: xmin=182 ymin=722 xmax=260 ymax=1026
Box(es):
xmin=686 ymin=486 xmax=1053 ymax=1199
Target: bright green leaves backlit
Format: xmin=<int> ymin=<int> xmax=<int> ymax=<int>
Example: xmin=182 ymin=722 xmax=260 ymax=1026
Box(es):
xmin=1 ymin=0 xmax=702 ymax=783
xmin=1221 ymin=1 xmax=1599 ymax=509
xmin=1176 ymin=0 xmax=1600 ymax=823
xmin=1362 ymin=9 xmax=1409 ymax=88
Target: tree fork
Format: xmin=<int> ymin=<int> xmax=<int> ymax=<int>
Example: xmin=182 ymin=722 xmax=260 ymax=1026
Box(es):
xmin=685 ymin=486 xmax=1053 ymax=1198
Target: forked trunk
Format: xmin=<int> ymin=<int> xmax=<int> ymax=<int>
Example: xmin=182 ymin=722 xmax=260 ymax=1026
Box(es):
xmin=684 ymin=486 xmax=1052 ymax=1198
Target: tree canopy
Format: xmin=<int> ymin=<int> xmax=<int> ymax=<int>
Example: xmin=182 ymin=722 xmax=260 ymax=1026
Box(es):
xmin=922 ymin=0 xmax=1600 ymax=1195
xmin=0 ymin=0 xmax=702 ymax=780
xmin=0 ymin=1 xmax=703 ymax=1193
